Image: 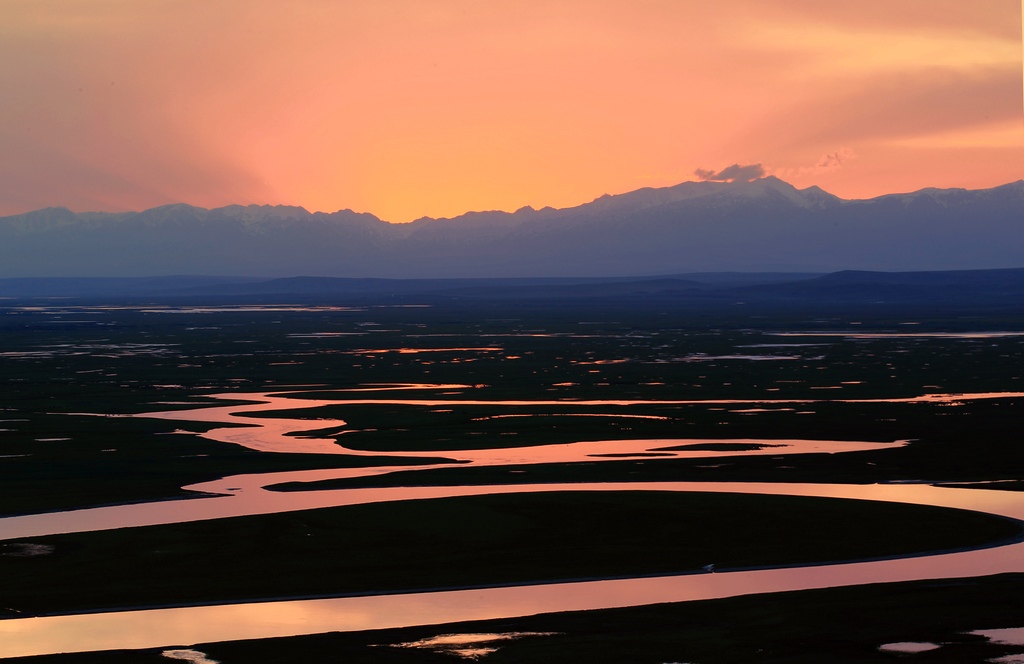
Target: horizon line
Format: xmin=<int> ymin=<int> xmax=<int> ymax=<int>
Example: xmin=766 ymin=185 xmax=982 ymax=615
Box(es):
xmin=5 ymin=176 xmax=1023 ymax=223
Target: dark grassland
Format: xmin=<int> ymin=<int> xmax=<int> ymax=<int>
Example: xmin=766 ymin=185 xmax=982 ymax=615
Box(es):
xmin=3 ymin=491 xmax=1018 ymax=617
xmin=2 ymin=294 xmax=1024 ymax=662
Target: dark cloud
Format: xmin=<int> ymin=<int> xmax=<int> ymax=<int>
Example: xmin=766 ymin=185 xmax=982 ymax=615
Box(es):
xmin=694 ymin=163 xmax=766 ymax=183
xmin=814 ymin=149 xmax=855 ymax=172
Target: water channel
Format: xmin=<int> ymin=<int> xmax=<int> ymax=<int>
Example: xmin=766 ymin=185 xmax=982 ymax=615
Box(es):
xmin=2 ymin=389 xmax=1023 ymax=658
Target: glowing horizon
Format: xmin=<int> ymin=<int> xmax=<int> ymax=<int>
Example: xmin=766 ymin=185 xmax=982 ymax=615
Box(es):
xmin=2 ymin=1 xmax=1021 ymax=223
xmin=11 ymin=173 xmax=1024 ymax=224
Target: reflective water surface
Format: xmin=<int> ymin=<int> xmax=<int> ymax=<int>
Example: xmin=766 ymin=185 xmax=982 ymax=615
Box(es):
xmin=1 ymin=390 xmax=1023 ymax=658
xmin=1 ymin=481 xmax=1023 ymax=659
xmin=878 ymin=642 xmax=942 ymax=654
xmin=387 ymin=631 xmax=558 ymax=660
xmin=130 ymin=389 xmax=1024 ymax=455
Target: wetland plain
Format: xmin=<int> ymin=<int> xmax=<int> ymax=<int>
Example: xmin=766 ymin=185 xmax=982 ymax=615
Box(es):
xmin=1 ymin=294 xmax=1024 ymax=662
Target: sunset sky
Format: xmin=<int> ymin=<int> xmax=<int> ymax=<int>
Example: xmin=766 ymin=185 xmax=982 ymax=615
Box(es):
xmin=2 ymin=1 xmax=1021 ymax=222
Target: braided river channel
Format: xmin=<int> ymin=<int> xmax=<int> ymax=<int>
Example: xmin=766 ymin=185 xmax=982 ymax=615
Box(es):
xmin=3 ymin=388 xmax=1024 ymax=658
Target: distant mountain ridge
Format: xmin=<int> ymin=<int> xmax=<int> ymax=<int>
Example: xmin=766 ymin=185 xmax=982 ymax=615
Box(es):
xmin=1 ymin=177 xmax=1022 ymax=278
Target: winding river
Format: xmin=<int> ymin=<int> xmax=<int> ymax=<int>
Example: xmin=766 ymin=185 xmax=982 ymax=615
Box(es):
xmin=1 ymin=388 xmax=1023 ymax=658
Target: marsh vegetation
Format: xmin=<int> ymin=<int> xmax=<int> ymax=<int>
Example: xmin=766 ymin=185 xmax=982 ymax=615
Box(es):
xmin=2 ymin=296 xmax=1024 ymax=662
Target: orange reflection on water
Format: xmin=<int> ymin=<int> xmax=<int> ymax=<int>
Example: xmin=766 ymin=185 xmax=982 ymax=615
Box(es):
xmin=2 ymin=481 xmax=1023 ymax=659
xmin=3 ymin=388 xmax=1021 ymax=658
xmin=133 ymin=389 xmax=1024 ymax=456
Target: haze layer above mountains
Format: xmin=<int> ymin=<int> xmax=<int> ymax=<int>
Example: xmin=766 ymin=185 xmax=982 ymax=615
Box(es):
xmin=2 ymin=177 xmax=1022 ymax=278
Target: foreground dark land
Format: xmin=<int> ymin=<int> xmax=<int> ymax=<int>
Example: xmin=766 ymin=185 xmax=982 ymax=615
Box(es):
xmin=3 ymin=491 xmax=1018 ymax=617
xmin=2 ymin=289 xmax=1024 ymax=662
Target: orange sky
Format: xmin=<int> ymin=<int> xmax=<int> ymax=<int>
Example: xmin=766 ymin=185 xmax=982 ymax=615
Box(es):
xmin=1 ymin=0 xmax=1021 ymax=221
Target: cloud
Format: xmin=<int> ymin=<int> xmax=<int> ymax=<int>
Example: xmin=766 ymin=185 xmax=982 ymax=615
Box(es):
xmin=694 ymin=163 xmax=766 ymax=183
xmin=768 ymin=148 xmax=857 ymax=182
xmin=812 ymin=148 xmax=856 ymax=173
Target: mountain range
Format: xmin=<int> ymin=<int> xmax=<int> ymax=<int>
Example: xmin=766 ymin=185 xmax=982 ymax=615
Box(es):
xmin=1 ymin=176 xmax=1022 ymax=278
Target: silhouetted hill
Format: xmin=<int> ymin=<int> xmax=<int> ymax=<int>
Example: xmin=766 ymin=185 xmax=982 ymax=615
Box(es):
xmin=737 ymin=268 xmax=1024 ymax=306
xmin=2 ymin=269 xmax=1023 ymax=313
xmin=0 ymin=276 xmax=261 ymax=297
xmin=0 ymin=178 xmax=1021 ymax=278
